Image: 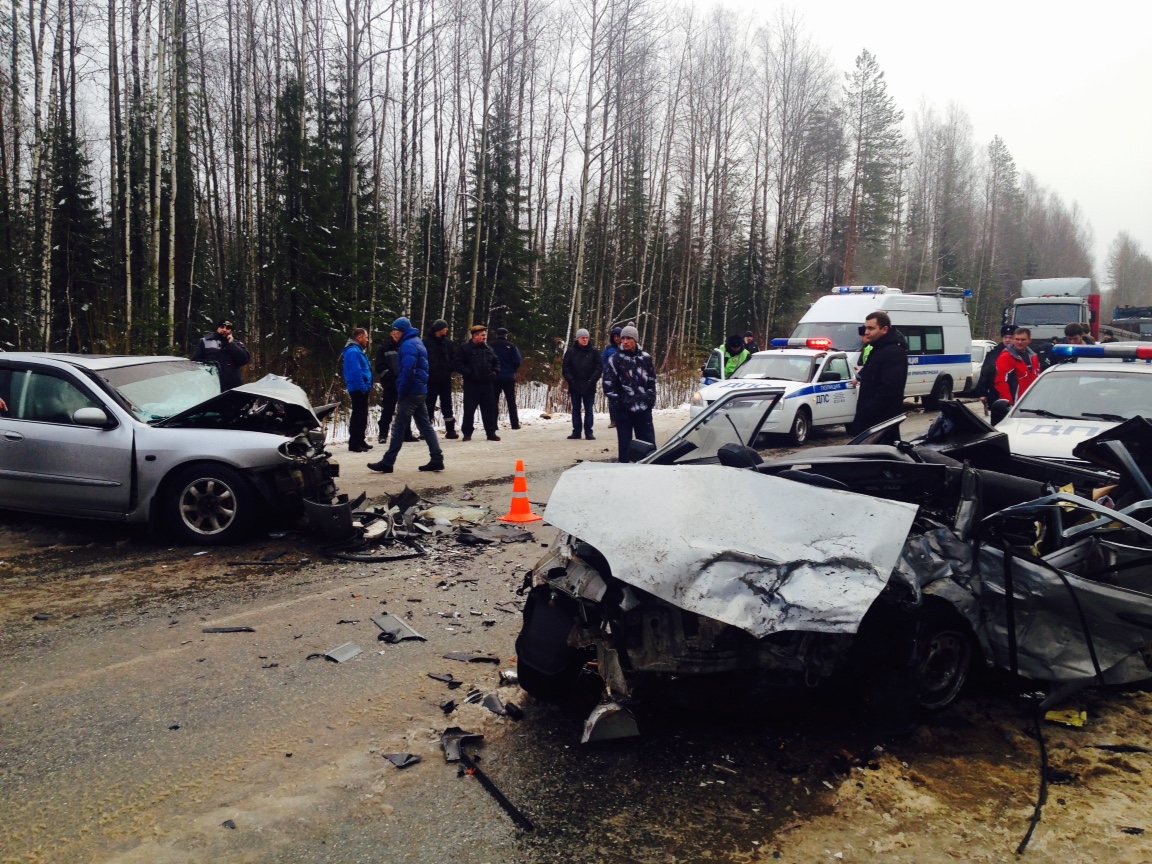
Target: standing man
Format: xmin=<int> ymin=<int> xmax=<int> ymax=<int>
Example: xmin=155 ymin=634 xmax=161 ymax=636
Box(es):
xmin=744 ymin=331 xmax=761 ymax=355
xmin=722 ymin=334 xmax=750 ymax=377
xmin=342 ymin=327 xmax=374 ymax=453
xmin=602 ymin=327 xmax=623 ymax=428
xmin=192 ymin=317 xmax=250 ymax=390
xmin=489 ymin=327 xmax=523 ymax=430
xmin=1041 ymin=322 xmax=1088 ymax=367
xmin=995 ymin=327 xmax=1041 ymax=404
xmin=602 ymin=325 xmax=657 ymax=462
xmin=1101 ymin=329 xmax=1118 ymax=343
xmin=850 ymin=311 xmax=908 ymax=435
xmin=423 ymin=319 xmax=458 ymax=439
xmin=976 ymin=325 xmax=1016 ymax=412
xmin=375 ymin=329 xmax=419 ymax=444
xmin=563 ymin=328 xmax=603 ymax=440
xmin=367 ymin=318 xmax=444 ymax=473
xmin=455 ymin=324 xmax=501 ymax=442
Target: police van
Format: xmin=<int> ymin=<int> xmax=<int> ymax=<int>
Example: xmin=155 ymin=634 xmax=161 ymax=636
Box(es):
xmin=790 ymin=285 xmax=973 ymax=408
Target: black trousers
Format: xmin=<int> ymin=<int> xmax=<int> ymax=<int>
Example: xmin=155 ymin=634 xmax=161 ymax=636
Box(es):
xmin=615 ymin=408 xmax=655 ymax=463
xmin=495 ymin=379 xmax=519 ymax=428
xmin=349 ymin=390 xmax=370 ymax=448
xmin=426 ymin=378 xmax=455 ymax=422
xmin=571 ymin=391 xmax=595 ymax=435
xmin=461 ymin=381 xmax=498 ymax=438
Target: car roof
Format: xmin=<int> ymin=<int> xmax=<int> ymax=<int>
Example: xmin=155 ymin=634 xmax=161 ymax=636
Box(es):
xmin=0 ymin=352 xmax=193 ymax=371
xmin=1039 ymin=360 xmax=1152 ymax=376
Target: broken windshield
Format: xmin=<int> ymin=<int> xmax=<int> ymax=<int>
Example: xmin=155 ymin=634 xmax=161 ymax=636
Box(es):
xmin=100 ymin=360 xmax=222 ymax=422
xmin=646 ymin=388 xmax=783 ymax=464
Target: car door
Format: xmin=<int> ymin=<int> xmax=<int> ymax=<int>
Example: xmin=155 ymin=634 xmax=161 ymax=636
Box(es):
xmin=0 ymin=362 xmax=135 ymax=516
xmin=820 ymin=355 xmax=857 ymax=423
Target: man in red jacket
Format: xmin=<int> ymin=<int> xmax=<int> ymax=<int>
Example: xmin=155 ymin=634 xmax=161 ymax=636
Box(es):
xmin=994 ymin=327 xmax=1041 ymax=404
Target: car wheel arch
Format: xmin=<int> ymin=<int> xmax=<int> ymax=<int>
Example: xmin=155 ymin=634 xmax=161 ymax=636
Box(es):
xmin=154 ymin=459 xmax=263 ymax=544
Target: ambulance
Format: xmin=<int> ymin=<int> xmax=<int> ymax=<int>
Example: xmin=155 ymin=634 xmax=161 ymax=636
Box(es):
xmin=790 ymin=285 xmax=974 ymax=408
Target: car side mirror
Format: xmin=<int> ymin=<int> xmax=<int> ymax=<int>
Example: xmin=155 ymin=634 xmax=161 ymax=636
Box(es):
xmin=818 ymin=371 xmax=841 ymax=382
xmin=989 ymin=399 xmax=1011 ymax=426
xmin=628 ymin=439 xmax=657 ymax=462
xmin=73 ymin=407 xmax=112 ymax=428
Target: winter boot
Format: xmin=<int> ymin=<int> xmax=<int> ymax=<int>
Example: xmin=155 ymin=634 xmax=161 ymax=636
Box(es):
xmin=445 ymin=419 xmax=460 ymax=440
xmin=418 ymin=458 xmax=446 ymax=472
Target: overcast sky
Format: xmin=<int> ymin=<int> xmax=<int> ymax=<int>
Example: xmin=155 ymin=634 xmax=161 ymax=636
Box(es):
xmin=705 ymin=0 xmax=1152 ymax=285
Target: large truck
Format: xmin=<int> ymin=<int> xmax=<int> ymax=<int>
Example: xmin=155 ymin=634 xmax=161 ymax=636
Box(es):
xmin=1007 ymin=277 xmax=1098 ymax=344
xmin=1111 ymin=305 xmax=1152 ymax=338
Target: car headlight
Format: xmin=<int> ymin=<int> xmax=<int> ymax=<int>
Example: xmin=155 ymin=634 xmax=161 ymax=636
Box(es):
xmin=690 ymin=391 xmax=704 ymax=406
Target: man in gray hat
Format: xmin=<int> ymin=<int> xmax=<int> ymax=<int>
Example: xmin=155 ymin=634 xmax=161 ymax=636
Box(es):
xmin=562 ymin=328 xmax=603 ymax=439
xmin=602 ymin=325 xmax=657 ymax=461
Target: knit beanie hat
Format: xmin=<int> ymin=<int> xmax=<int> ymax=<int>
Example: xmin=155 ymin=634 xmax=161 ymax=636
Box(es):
xmin=611 ymin=327 xmax=623 ymax=337
xmin=621 ymin=325 xmax=639 ymax=341
xmin=431 ymin=319 xmax=449 ymax=333
xmin=392 ymin=317 xmax=412 ymax=333
xmin=726 ymin=334 xmax=745 ymax=353
xmin=576 ymin=328 xmax=590 ymax=339
xmin=496 ymin=328 xmax=510 ymax=338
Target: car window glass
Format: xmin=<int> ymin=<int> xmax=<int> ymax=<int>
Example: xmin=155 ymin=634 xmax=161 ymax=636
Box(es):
xmin=100 ymin=360 xmax=221 ymax=421
xmin=972 ymin=345 xmax=985 ymax=363
xmin=790 ymin=322 xmax=863 ymax=352
xmin=924 ymin=327 xmax=944 ymax=352
xmin=732 ymin=355 xmax=812 ymax=382
xmin=1015 ymin=369 xmax=1152 ymax=420
xmin=8 ymin=368 xmax=101 ymax=424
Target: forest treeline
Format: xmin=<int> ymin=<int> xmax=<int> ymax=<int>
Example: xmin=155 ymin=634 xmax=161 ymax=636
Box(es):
xmin=0 ymin=0 xmax=1148 ymax=394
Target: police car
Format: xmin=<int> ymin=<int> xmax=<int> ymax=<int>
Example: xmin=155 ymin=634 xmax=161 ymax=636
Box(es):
xmin=992 ymin=342 xmax=1152 ymax=463
xmin=688 ymin=339 xmax=857 ymax=444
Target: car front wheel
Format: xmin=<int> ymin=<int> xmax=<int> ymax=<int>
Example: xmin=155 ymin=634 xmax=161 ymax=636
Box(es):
xmin=913 ymin=608 xmax=973 ymax=711
xmin=923 ymin=376 xmax=952 ymax=411
xmin=166 ymin=464 xmax=254 ymax=545
xmin=788 ymin=408 xmax=811 ymax=445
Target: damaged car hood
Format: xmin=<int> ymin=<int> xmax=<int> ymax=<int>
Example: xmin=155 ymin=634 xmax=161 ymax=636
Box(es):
xmin=544 ymin=462 xmax=918 ymax=638
xmin=154 ymin=374 xmax=322 ymax=432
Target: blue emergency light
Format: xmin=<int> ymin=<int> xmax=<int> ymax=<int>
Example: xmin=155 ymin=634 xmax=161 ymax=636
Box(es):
xmin=1053 ymin=343 xmax=1152 ymax=360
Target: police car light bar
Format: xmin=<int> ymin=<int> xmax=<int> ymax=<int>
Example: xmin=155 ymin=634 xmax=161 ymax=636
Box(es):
xmin=770 ymin=337 xmax=834 ymax=350
xmin=832 ymin=285 xmax=888 ymax=294
xmin=1052 ymin=343 xmax=1152 ymax=360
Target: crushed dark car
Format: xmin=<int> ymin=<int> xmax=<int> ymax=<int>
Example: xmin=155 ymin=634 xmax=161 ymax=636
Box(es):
xmin=0 ymin=353 xmax=341 ymax=544
xmin=516 ymin=390 xmax=1152 ymax=741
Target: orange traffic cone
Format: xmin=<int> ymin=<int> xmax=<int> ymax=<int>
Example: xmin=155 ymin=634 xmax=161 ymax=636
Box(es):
xmin=499 ymin=460 xmax=543 ymax=523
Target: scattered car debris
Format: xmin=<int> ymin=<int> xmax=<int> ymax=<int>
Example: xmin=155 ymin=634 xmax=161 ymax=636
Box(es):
xmin=498 ymin=669 xmax=519 ymax=687
xmin=457 ymin=524 xmax=534 ymax=545
xmin=168 ymin=724 xmax=181 ymax=730
xmin=1045 ymin=710 xmax=1088 ymax=728
xmin=440 ymin=699 xmax=457 ymax=714
xmin=337 ymin=619 xmax=360 ymax=625
xmin=382 ymin=753 xmax=422 ymax=769
xmin=202 ymin=626 xmax=255 ymax=634
xmin=372 ymin=614 xmax=426 ymax=643
xmin=440 ymin=727 xmax=534 ymax=831
xmin=321 ymin=643 xmax=363 ymax=663
xmin=464 ymin=688 xmax=484 ymax=705
xmin=31 ymin=612 xmax=52 ymax=621
xmin=428 ymin=672 xmax=463 ymax=689
xmin=221 ymin=819 xmax=236 ymax=829
xmin=482 ymin=693 xmax=505 ymax=715
xmin=503 ymin=702 xmax=524 ymax=721
xmin=1122 ymin=827 xmax=1146 ymax=836
xmin=420 ymin=505 xmax=489 ymax=523
xmin=443 ymin=652 xmax=500 ymax=664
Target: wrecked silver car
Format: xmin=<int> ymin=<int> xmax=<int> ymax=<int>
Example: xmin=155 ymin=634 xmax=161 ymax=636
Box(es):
xmin=0 ymin=353 xmax=339 ymax=543
xmin=516 ymin=390 xmax=1152 ymax=740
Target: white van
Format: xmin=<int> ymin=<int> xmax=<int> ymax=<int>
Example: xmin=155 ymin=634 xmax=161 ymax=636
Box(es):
xmin=790 ymin=286 xmax=973 ymax=408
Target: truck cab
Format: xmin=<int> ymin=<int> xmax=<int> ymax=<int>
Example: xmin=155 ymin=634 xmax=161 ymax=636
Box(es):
xmin=1009 ymin=277 xmax=1098 ymax=344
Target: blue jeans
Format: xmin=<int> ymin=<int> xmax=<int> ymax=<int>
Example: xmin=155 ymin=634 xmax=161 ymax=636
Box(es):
xmin=571 ymin=392 xmax=595 ymax=436
xmin=380 ymin=394 xmax=443 ymax=467
xmin=615 ymin=408 xmax=655 ymax=462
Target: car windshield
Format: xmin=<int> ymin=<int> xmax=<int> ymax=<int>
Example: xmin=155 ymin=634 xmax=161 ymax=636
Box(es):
xmin=791 ymin=322 xmax=863 ymax=352
xmin=732 ymin=354 xmax=814 ymax=382
xmin=1015 ymin=368 xmax=1152 ymax=422
xmin=647 ymin=389 xmax=782 ymax=465
xmin=1013 ymin=303 xmax=1083 ymax=327
xmin=100 ymin=360 xmax=223 ymax=422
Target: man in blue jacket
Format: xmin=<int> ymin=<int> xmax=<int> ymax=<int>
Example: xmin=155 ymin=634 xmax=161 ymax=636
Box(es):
xmin=489 ymin=327 xmax=523 ymax=429
xmin=342 ymin=327 xmax=374 ymax=452
xmin=368 ymin=318 xmax=445 ymax=473
xmin=602 ymin=327 xmax=623 ymax=428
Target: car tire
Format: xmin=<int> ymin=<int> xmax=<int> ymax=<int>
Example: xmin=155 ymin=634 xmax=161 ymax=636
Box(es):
xmin=912 ymin=607 xmax=973 ymax=711
xmin=165 ymin=463 xmax=254 ymax=545
xmin=922 ymin=376 xmax=952 ymax=411
xmin=788 ymin=408 xmax=811 ymax=445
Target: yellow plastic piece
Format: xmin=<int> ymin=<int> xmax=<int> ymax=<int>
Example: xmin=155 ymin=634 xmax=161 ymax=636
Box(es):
xmin=1044 ymin=709 xmax=1087 ymax=728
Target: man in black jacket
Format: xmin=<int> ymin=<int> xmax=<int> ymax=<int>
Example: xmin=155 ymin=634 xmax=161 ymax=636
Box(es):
xmin=423 ymin=319 xmax=458 ymax=439
xmin=191 ymin=317 xmax=250 ymax=390
xmin=563 ymin=328 xmax=603 ymax=440
xmin=455 ymin=325 xmax=501 ymax=441
xmin=850 ymin=311 xmax=908 ymax=435
xmin=975 ymin=325 xmax=1016 ymax=412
